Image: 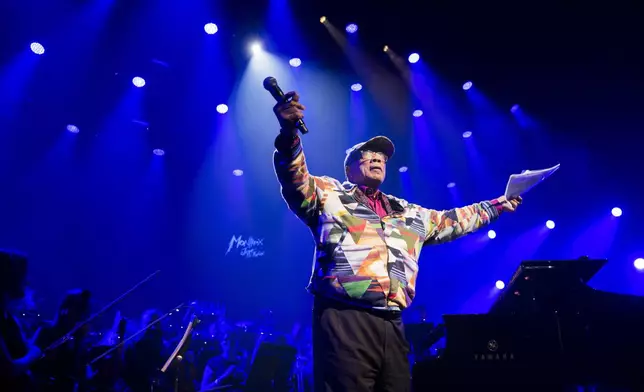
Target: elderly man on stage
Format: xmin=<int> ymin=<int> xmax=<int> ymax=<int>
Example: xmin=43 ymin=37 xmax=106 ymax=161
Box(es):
xmin=272 ymin=91 xmax=521 ymax=392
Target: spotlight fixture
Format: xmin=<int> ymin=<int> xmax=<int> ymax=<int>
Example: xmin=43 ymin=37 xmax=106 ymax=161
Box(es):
xmin=408 ymin=53 xmax=420 ymax=64
xmin=216 ymin=104 xmax=228 ymax=114
xmin=399 ymin=166 xmax=408 ymax=173
xmin=495 ymin=280 xmax=505 ymax=290
xmin=232 ymin=169 xmax=244 ymax=177
xmin=132 ymin=77 xmax=146 ymax=87
xmin=346 ymin=24 xmax=358 ymax=34
xmin=351 ymin=83 xmax=362 ymax=92
xmin=546 ymin=220 xmax=555 ymax=229
xmin=320 ymin=16 xmax=327 ymax=24
xmin=249 ymin=42 xmax=262 ymax=55
xmin=30 ymin=42 xmax=45 ymax=55
xmin=383 ymin=45 xmax=389 ymax=52
xmin=204 ymin=23 xmax=218 ymax=35
xmin=462 ymin=81 xmax=473 ymax=90
xmin=462 ymin=131 xmax=472 ymax=138
xmin=289 ymin=58 xmax=302 ymax=67
xmin=511 ymin=104 xmax=520 ymax=113
xmin=635 ymin=258 xmax=644 ymax=271
xmin=446 ymin=182 xmax=456 ymax=188
xmin=487 ymin=230 xmax=497 ymax=239
xmin=412 ymin=110 xmax=423 ymax=118
xmin=66 ymin=124 xmax=79 ymax=134
xmin=611 ymin=207 xmax=622 ymax=217
xmin=153 ymin=149 xmax=165 ymax=156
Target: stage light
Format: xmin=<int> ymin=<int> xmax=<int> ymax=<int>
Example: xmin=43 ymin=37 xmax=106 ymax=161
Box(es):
xmin=488 ymin=230 xmax=497 ymax=239
xmin=462 ymin=81 xmax=473 ymax=90
xmin=232 ymin=169 xmax=244 ymax=177
xmin=66 ymin=124 xmax=79 ymax=134
xmin=289 ymin=58 xmax=302 ymax=67
xmin=346 ymin=24 xmax=358 ymax=34
xmin=383 ymin=45 xmax=389 ymax=52
xmin=495 ymin=280 xmax=505 ymax=290
xmin=408 ymin=53 xmax=420 ymax=64
xmin=511 ymin=104 xmax=520 ymax=113
xmin=446 ymin=182 xmax=456 ymax=188
xmin=399 ymin=166 xmax=408 ymax=173
xmin=546 ymin=220 xmax=555 ymax=229
xmin=462 ymin=131 xmax=472 ymax=138
xmin=351 ymin=83 xmax=362 ymax=92
xmin=320 ymin=16 xmax=327 ymax=24
xmin=635 ymin=258 xmax=644 ymax=271
xmin=412 ymin=110 xmax=423 ymax=117
xmin=132 ymin=77 xmax=146 ymax=87
xmin=204 ymin=23 xmax=218 ymax=34
xmin=611 ymin=207 xmax=622 ymax=217
xmin=30 ymin=42 xmax=45 ymax=55
xmin=249 ymin=41 xmax=262 ymax=55
xmin=216 ymin=104 xmax=228 ymax=114
xmin=153 ymin=149 xmax=165 ymax=156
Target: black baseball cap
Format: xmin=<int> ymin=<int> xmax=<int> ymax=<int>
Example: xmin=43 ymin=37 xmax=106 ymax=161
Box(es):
xmin=344 ymin=136 xmax=395 ymax=167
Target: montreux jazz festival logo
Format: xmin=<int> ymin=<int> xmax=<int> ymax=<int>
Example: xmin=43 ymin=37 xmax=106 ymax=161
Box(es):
xmin=225 ymin=235 xmax=265 ymax=258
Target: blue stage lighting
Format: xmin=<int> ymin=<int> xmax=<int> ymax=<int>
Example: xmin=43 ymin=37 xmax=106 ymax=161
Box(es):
xmin=495 ymin=280 xmax=505 ymax=290
xmin=249 ymin=42 xmax=262 ymax=55
xmin=412 ymin=110 xmax=423 ymax=117
xmin=351 ymin=83 xmax=362 ymax=92
xmin=289 ymin=58 xmax=302 ymax=67
xmin=232 ymin=169 xmax=244 ymax=177
xmin=66 ymin=124 xmax=79 ymax=134
xmin=546 ymin=220 xmax=555 ymax=229
xmin=204 ymin=23 xmax=218 ymax=35
xmin=488 ymin=230 xmax=497 ymax=239
xmin=462 ymin=81 xmax=473 ymax=90
xmin=346 ymin=24 xmax=358 ymax=33
xmin=611 ymin=207 xmax=622 ymax=217
xmin=216 ymin=104 xmax=228 ymax=114
xmin=30 ymin=42 xmax=45 ymax=55
xmin=153 ymin=149 xmax=165 ymax=156
xmin=635 ymin=258 xmax=644 ymax=271
xmin=132 ymin=77 xmax=146 ymax=88
xmin=511 ymin=104 xmax=520 ymax=113
xmin=399 ymin=166 xmax=408 ymax=173
xmin=462 ymin=131 xmax=472 ymax=138
xmin=446 ymin=182 xmax=456 ymax=188
xmin=408 ymin=53 xmax=420 ymax=64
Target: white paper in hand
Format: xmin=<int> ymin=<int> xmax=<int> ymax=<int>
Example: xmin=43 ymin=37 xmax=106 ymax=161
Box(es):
xmin=504 ymin=164 xmax=560 ymax=199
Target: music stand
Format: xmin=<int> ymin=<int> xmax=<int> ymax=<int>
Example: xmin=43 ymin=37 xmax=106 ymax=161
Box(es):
xmin=158 ymin=315 xmax=200 ymax=392
xmin=244 ymin=342 xmax=297 ymax=392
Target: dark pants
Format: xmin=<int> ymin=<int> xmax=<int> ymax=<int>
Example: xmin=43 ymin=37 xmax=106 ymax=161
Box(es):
xmin=312 ymin=298 xmax=411 ymax=392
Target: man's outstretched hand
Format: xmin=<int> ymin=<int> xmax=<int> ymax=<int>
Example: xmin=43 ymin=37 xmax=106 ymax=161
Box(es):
xmin=497 ymin=195 xmax=522 ymax=212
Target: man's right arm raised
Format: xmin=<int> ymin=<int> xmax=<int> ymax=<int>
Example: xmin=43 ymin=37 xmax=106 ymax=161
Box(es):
xmin=273 ymin=132 xmax=321 ymax=224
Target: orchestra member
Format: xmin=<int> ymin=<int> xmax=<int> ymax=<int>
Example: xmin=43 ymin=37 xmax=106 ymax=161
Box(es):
xmin=200 ymin=338 xmax=244 ymax=392
xmin=271 ymin=92 xmax=522 ymax=391
xmin=33 ymin=289 xmax=91 ymax=391
xmin=0 ymin=250 xmax=42 ymax=391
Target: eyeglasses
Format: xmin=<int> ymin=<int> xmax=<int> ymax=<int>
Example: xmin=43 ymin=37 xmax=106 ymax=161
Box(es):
xmin=360 ymin=150 xmax=388 ymax=163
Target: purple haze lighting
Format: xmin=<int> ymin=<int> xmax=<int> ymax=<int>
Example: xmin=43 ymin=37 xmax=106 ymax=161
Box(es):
xmin=232 ymin=169 xmax=244 ymax=176
xmin=30 ymin=42 xmax=45 ymax=55
xmin=611 ymin=207 xmax=622 ymax=217
xmin=462 ymin=81 xmax=473 ymax=90
xmin=462 ymin=131 xmax=472 ymax=138
xmin=408 ymin=53 xmax=420 ymax=64
xmin=204 ymin=23 xmax=218 ymax=34
xmin=446 ymin=182 xmax=456 ymax=188
xmin=153 ymin=149 xmax=165 ymax=156
xmin=546 ymin=220 xmax=555 ymax=229
xmin=495 ymin=280 xmax=505 ymax=290
xmin=345 ymin=24 xmax=358 ymax=33
xmin=412 ymin=110 xmax=423 ymax=117
xmin=216 ymin=104 xmax=228 ymax=114
xmin=399 ymin=166 xmax=408 ymax=173
xmin=289 ymin=58 xmax=302 ymax=67
xmin=66 ymin=124 xmax=79 ymax=134
xmin=635 ymin=258 xmax=644 ymax=271
xmin=132 ymin=77 xmax=146 ymax=87
xmin=487 ymin=230 xmax=497 ymax=239
xmin=351 ymin=83 xmax=362 ymax=92
xmin=511 ymin=104 xmax=520 ymax=113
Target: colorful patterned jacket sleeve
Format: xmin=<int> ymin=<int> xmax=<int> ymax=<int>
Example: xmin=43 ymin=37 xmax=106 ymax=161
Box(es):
xmin=423 ymin=199 xmax=503 ymax=245
xmin=273 ymin=133 xmax=321 ymax=225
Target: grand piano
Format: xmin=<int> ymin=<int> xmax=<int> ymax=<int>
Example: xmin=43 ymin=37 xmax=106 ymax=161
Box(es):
xmin=412 ymin=257 xmax=644 ymax=391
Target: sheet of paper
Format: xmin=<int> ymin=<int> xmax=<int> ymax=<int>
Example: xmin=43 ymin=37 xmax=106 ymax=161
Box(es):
xmin=504 ymin=164 xmax=560 ymax=199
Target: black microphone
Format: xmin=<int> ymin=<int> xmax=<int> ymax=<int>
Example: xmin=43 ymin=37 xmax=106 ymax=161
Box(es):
xmin=263 ymin=76 xmax=308 ymax=134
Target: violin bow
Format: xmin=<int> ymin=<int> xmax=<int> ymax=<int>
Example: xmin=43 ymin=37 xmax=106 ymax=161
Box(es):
xmin=43 ymin=269 xmax=161 ymax=353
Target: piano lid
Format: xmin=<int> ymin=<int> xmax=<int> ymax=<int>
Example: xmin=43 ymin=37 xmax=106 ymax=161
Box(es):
xmin=489 ymin=257 xmax=607 ymax=315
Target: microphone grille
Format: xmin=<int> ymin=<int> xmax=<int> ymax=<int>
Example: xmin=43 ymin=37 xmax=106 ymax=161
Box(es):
xmin=263 ymin=76 xmax=277 ymax=90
